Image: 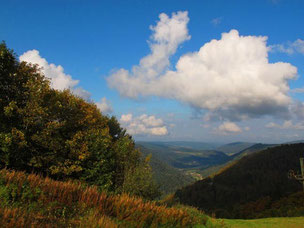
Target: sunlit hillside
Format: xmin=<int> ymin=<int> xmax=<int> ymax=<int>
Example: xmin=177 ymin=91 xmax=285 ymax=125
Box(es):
xmin=0 ymin=169 xmax=211 ymax=227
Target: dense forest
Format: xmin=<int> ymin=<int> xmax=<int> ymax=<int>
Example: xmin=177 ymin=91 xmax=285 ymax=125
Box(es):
xmin=175 ymin=143 xmax=304 ymax=218
xmin=137 ymin=144 xmax=195 ymax=195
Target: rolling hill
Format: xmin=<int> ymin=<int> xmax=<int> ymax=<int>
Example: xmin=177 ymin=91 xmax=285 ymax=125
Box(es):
xmin=198 ymin=143 xmax=274 ymax=178
xmin=141 ymin=141 xmax=221 ymax=150
xmin=137 ymin=144 xmax=195 ymax=195
xmin=216 ymin=142 xmax=256 ymax=156
xmin=174 ymin=143 xmax=304 ymax=218
xmin=137 ymin=141 xmax=230 ymax=170
xmin=137 ymin=141 xmax=274 ymax=184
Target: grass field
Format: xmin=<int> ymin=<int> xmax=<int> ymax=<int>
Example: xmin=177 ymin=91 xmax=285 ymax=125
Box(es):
xmin=222 ymin=217 xmax=304 ymax=228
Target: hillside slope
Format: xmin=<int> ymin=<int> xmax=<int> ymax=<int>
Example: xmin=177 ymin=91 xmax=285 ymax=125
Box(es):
xmin=0 ymin=169 xmax=210 ymax=227
xmin=175 ymin=144 xmax=304 ymax=218
xmin=138 ymin=144 xmax=195 ymax=195
xmin=199 ymin=143 xmax=274 ymax=178
xmin=137 ymin=141 xmax=274 ymax=182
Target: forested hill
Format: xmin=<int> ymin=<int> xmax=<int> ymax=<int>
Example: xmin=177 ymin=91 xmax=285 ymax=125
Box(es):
xmin=198 ymin=143 xmax=275 ymax=178
xmin=175 ymin=143 xmax=304 ymax=218
xmin=137 ymin=144 xmax=195 ymax=195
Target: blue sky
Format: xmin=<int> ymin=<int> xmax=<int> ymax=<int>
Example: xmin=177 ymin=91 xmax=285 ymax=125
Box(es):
xmin=1 ymin=0 xmax=304 ymax=143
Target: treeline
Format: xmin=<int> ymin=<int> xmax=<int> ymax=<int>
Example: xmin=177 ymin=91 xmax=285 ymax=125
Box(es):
xmin=235 ymin=191 xmax=304 ymax=218
xmin=175 ymin=144 xmax=304 ymax=218
xmin=0 ymin=42 xmax=159 ymax=199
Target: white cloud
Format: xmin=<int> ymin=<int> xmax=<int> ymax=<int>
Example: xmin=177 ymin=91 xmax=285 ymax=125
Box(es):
xmin=120 ymin=114 xmax=133 ymax=123
xmin=96 ymin=97 xmax=113 ymax=114
xmin=108 ymin=20 xmax=297 ymax=120
xmin=266 ymin=120 xmax=304 ymax=130
xmin=293 ymin=39 xmax=304 ymax=54
xmin=107 ymin=11 xmax=190 ymax=98
xmin=270 ymin=39 xmax=304 ymax=55
xmin=108 ymin=16 xmax=297 ymax=121
xmin=20 ymin=50 xmax=78 ymax=90
xmin=214 ymin=121 xmax=242 ymax=135
xmin=120 ymin=114 xmax=168 ymax=136
xmin=19 ymin=50 xmax=90 ymax=99
xmin=270 ymin=44 xmax=294 ymax=55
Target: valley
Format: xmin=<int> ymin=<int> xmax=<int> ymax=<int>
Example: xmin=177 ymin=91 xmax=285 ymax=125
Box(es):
xmin=136 ymin=141 xmax=275 ymax=194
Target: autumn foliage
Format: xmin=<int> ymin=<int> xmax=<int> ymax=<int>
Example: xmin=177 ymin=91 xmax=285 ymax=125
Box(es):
xmin=0 ymin=42 xmax=159 ymax=199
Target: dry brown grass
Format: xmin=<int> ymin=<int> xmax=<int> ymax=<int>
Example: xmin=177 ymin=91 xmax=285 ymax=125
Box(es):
xmin=0 ymin=169 xmax=206 ymax=227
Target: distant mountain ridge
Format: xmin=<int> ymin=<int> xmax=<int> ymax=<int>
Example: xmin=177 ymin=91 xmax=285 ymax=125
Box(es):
xmin=216 ymin=142 xmax=256 ymax=156
xmin=137 ymin=141 xmax=273 ymax=171
xmin=283 ymin=139 xmax=304 ymax=144
xmin=137 ymin=141 xmax=230 ymax=170
xmin=137 ymin=141 xmax=221 ymax=150
xmin=136 ymin=141 xmax=275 ymax=190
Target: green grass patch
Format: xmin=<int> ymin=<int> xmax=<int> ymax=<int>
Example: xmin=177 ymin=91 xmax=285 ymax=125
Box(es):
xmin=223 ymin=217 xmax=304 ymax=228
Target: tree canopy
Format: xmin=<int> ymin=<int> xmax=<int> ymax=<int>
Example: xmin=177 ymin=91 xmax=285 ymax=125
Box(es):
xmin=0 ymin=42 xmax=159 ymax=199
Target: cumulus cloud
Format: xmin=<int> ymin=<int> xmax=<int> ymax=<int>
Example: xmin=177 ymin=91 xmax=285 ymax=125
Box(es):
xmin=270 ymin=39 xmax=304 ymax=55
xmin=96 ymin=97 xmax=113 ymax=114
xmin=120 ymin=114 xmax=133 ymax=123
xmin=107 ymin=11 xmax=190 ymax=98
xmin=19 ymin=50 xmax=90 ymax=99
xmin=266 ymin=120 xmax=304 ymax=130
xmin=107 ymin=12 xmax=297 ymax=121
xmin=20 ymin=50 xmax=78 ymax=90
xmin=214 ymin=121 xmax=242 ymax=135
xmin=120 ymin=114 xmax=168 ymax=136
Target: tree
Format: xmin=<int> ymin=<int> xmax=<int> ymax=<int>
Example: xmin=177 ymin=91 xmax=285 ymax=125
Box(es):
xmin=121 ymin=154 xmax=161 ymax=200
xmin=0 ymin=42 xmax=159 ymax=198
